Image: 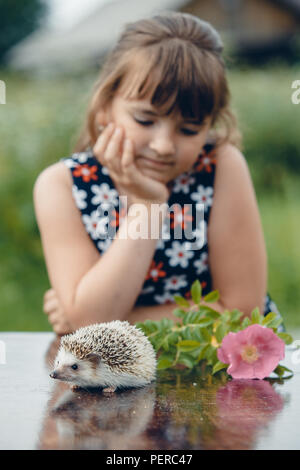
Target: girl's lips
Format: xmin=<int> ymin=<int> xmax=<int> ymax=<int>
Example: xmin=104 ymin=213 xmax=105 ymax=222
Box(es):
xmin=139 ymin=157 xmax=174 ymax=168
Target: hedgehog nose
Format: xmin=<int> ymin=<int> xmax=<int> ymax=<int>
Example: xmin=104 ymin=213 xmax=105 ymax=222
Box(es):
xmin=50 ymin=371 xmax=58 ymax=379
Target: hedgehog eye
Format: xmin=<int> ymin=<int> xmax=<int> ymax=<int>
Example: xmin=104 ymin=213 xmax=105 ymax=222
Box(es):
xmin=71 ymin=364 xmax=78 ymax=370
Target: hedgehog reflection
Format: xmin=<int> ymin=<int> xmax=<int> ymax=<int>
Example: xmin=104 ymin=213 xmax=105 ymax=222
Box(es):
xmin=50 ymin=385 xmax=155 ymax=450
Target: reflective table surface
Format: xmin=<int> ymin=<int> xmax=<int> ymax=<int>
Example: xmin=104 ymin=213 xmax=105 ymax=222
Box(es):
xmin=0 ymin=332 xmax=299 ymax=450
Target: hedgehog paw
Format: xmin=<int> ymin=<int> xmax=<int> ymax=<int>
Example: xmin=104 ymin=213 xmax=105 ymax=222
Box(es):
xmin=102 ymin=386 xmax=116 ymax=393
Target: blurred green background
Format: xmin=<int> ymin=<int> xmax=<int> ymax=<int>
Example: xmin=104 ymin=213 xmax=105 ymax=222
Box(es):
xmin=0 ymin=64 xmax=299 ymax=331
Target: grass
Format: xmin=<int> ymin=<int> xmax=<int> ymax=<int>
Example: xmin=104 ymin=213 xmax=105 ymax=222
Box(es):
xmin=0 ymin=64 xmax=299 ymax=331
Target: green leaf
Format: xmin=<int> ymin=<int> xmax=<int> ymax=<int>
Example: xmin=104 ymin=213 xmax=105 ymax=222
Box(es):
xmin=191 ymin=279 xmax=202 ymax=304
xmin=157 ymin=358 xmax=174 ymax=370
xmin=200 ymin=328 xmax=211 ymax=342
xmin=172 ymin=308 xmax=186 ymax=319
xmin=162 ymin=335 xmax=170 ymax=351
xmin=212 ymin=361 xmax=228 ymax=375
xmin=277 ymin=332 xmax=293 ymax=345
xmin=161 ymin=318 xmax=174 ymax=329
xmin=197 ymin=344 xmax=210 ymax=362
xmin=203 ymin=290 xmax=219 ymax=303
xmin=268 ymin=318 xmax=283 ymax=330
xmin=196 ymin=317 xmax=214 ymax=327
xmin=177 ymin=340 xmax=201 ymax=352
xmin=215 ymin=323 xmax=227 ymax=343
xmin=177 ymin=353 xmax=195 ymax=369
xmin=241 ymin=316 xmax=251 ymax=328
xmin=273 ymin=364 xmax=293 ymax=379
xmin=262 ymin=312 xmax=278 ymax=326
xmin=200 ymin=345 xmax=218 ymax=365
xmin=251 ymin=307 xmax=261 ymax=324
xmin=229 ymin=309 xmax=243 ymax=322
xmin=174 ymin=295 xmax=190 ymax=308
xmin=193 ymin=326 xmax=204 ymax=342
xmin=168 ymin=332 xmax=180 ymax=345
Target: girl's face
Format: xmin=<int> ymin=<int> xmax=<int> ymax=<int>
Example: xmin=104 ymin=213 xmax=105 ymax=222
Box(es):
xmin=103 ymin=92 xmax=211 ymax=184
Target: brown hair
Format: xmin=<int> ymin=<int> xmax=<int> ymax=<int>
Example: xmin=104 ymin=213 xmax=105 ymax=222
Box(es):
xmin=73 ymin=11 xmax=241 ymax=152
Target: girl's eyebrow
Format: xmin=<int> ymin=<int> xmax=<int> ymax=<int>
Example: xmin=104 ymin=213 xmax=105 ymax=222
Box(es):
xmin=130 ymin=106 xmax=203 ymax=125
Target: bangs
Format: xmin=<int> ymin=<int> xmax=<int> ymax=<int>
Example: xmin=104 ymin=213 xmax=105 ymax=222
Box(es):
xmin=118 ymin=43 xmax=223 ymax=123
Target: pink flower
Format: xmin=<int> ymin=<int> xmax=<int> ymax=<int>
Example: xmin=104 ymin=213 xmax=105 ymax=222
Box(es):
xmin=217 ymin=324 xmax=285 ymax=379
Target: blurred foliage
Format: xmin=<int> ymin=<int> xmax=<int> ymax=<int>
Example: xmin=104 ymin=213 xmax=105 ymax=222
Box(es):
xmin=0 ymin=0 xmax=48 ymax=64
xmin=0 ymin=64 xmax=299 ymax=331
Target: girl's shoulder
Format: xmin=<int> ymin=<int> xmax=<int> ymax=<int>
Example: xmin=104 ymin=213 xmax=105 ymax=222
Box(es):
xmin=212 ymin=141 xmax=250 ymax=184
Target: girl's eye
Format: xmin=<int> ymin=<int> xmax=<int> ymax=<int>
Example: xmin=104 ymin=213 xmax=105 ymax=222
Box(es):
xmin=134 ymin=117 xmax=199 ymax=136
xmin=181 ymin=129 xmax=198 ymax=136
xmin=71 ymin=364 xmax=78 ymax=370
xmin=134 ymin=118 xmax=153 ymax=126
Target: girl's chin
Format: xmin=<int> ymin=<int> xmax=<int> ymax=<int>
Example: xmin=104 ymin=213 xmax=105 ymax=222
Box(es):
xmin=137 ymin=164 xmax=170 ymax=183
xmin=137 ymin=163 xmax=173 ymax=184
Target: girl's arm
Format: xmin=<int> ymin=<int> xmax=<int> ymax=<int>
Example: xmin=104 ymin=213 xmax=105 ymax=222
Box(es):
xmin=34 ymin=162 xmax=167 ymax=330
xmin=206 ymin=143 xmax=267 ymax=316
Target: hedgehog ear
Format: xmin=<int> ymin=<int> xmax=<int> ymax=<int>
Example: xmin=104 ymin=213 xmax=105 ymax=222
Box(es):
xmin=86 ymin=353 xmax=101 ymax=366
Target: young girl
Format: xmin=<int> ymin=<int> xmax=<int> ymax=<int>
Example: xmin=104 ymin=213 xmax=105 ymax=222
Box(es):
xmin=34 ymin=12 xmax=283 ymax=336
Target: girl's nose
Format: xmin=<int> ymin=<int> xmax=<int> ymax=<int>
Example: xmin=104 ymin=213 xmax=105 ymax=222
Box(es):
xmin=149 ymin=129 xmax=175 ymax=158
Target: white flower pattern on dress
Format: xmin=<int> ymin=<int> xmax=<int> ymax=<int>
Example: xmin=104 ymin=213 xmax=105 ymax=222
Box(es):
xmin=191 ymin=185 xmax=213 ymax=211
xmin=165 ymin=241 xmax=194 ymax=268
xmin=154 ymin=291 xmax=177 ymax=304
xmin=193 ymin=252 xmax=209 ymax=275
xmin=101 ymin=166 xmax=110 ymax=176
xmin=64 ymin=158 xmax=78 ymax=169
xmin=91 ymin=183 xmax=118 ymax=210
xmin=73 ymin=152 xmax=91 ymax=164
xmin=97 ymin=237 xmax=113 ymax=252
xmin=173 ymin=173 xmax=196 ymax=194
xmin=72 ymin=184 xmax=87 ymax=209
xmin=164 ymin=275 xmax=188 ymax=291
xmin=82 ymin=210 xmax=102 ymax=240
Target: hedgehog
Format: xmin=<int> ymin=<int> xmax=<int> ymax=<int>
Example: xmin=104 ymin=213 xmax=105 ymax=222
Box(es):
xmin=50 ymin=320 xmax=157 ymax=393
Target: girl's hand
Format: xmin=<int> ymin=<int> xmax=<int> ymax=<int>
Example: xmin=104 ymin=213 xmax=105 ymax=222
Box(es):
xmin=93 ymin=123 xmax=170 ymax=205
xmin=43 ymin=288 xmax=73 ymax=336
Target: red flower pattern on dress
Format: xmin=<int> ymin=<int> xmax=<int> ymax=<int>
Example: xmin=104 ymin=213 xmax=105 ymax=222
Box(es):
xmin=168 ymin=204 xmax=194 ymax=230
xmin=73 ymin=164 xmax=98 ymax=182
xmin=146 ymin=261 xmax=166 ymax=282
xmin=109 ymin=207 xmax=127 ymax=228
xmin=195 ymin=149 xmax=216 ymax=173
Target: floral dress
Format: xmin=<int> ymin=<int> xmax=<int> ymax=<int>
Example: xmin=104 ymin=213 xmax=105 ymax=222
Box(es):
xmin=60 ymin=143 xmax=284 ymax=329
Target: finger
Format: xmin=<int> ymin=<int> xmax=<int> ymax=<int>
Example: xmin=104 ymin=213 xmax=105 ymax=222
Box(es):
xmin=49 ymin=315 xmax=72 ymax=336
xmin=93 ymin=123 xmax=115 ymax=164
xmin=121 ymin=138 xmax=144 ymax=185
xmin=43 ymin=288 xmax=56 ymax=302
xmin=48 ymin=311 xmax=60 ymax=325
xmin=105 ymin=127 xmax=124 ymax=174
xmin=121 ymin=138 xmax=135 ymax=169
xmin=53 ymin=324 xmax=72 ymax=336
xmin=43 ymin=298 xmax=60 ymax=315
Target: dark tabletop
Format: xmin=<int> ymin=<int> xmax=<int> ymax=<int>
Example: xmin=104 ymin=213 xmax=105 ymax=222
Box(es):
xmin=0 ymin=332 xmax=299 ymax=450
